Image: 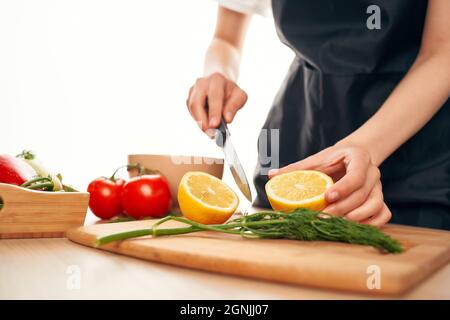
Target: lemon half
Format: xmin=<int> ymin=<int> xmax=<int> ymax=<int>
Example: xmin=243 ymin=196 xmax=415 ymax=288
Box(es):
xmin=178 ymin=171 xmax=239 ymax=224
xmin=265 ymin=170 xmax=334 ymax=212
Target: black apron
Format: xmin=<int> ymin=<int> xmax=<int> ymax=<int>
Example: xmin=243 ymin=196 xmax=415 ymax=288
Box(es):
xmin=254 ymin=0 xmax=450 ymax=230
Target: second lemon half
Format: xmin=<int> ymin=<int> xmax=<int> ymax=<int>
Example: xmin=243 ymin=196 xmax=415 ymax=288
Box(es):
xmin=265 ymin=170 xmax=334 ymax=212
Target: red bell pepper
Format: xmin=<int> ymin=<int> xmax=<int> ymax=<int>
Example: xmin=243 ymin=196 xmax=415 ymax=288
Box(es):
xmin=0 ymin=154 xmax=37 ymax=186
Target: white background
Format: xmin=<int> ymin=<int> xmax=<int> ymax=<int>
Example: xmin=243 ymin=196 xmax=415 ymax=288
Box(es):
xmin=0 ymin=0 xmax=293 ymax=201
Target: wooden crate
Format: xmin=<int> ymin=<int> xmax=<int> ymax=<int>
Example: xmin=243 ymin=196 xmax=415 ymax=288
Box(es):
xmin=0 ymin=183 xmax=89 ymax=239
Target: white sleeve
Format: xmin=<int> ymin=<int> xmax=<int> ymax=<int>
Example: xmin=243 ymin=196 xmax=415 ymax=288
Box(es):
xmin=215 ymin=0 xmax=271 ymax=16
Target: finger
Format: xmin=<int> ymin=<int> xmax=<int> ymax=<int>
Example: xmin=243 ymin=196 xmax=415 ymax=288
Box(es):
xmin=223 ymin=86 xmax=247 ymax=123
xmin=188 ymin=83 xmax=209 ymax=131
xmin=325 ymin=152 xmax=372 ymax=203
xmin=360 ymin=203 xmax=392 ymax=227
xmin=186 ymin=85 xmax=194 ymax=106
xmin=207 ymin=74 xmax=226 ymax=128
xmin=323 ymin=166 xmax=381 ymax=216
xmin=342 ymin=183 xmax=384 ymax=221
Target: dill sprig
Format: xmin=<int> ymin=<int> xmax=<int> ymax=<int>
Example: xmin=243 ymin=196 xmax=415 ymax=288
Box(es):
xmin=95 ymin=208 xmax=403 ymax=254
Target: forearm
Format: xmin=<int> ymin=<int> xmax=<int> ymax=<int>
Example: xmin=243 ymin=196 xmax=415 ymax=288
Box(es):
xmin=337 ymin=48 xmax=450 ymax=166
xmin=203 ymin=6 xmax=250 ymax=82
xmin=203 ymin=38 xmax=242 ymax=81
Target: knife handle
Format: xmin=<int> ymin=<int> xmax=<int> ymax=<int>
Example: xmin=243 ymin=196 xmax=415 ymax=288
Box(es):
xmin=204 ymin=100 xmax=228 ymax=148
xmin=215 ymin=117 xmax=228 ymax=148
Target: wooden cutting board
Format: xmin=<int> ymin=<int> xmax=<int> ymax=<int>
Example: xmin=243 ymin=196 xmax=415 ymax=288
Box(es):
xmin=66 ymin=218 xmax=450 ymax=295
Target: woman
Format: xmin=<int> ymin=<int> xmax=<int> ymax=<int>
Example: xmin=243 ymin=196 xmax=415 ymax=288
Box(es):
xmin=186 ymin=0 xmax=450 ymax=229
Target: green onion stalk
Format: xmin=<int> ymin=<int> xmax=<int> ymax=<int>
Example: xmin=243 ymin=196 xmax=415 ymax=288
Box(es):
xmin=17 ymin=150 xmax=64 ymax=191
xmin=96 ymin=208 xmax=404 ymax=254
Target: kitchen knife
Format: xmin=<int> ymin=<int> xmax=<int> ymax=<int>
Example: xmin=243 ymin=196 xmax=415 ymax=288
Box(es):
xmin=215 ymin=117 xmax=253 ymax=202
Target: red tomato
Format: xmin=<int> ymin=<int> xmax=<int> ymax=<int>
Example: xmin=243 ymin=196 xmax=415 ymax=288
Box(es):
xmin=87 ymin=178 xmax=125 ymax=219
xmin=121 ymin=174 xmax=172 ymax=219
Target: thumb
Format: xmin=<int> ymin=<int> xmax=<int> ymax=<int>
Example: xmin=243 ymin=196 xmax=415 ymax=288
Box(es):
xmin=268 ymin=153 xmax=325 ymax=178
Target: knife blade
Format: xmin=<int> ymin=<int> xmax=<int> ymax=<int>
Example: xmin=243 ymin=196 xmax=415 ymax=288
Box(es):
xmin=215 ymin=117 xmax=253 ymax=202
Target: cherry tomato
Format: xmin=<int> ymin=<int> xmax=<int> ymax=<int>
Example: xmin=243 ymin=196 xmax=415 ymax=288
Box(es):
xmin=121 ymin=174 xmax=172 ymax=219
xmin=87 ymin=178 xmax=125 ymax=219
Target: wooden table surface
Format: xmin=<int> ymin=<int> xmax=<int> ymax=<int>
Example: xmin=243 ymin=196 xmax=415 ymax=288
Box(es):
xmin=1 ymin=213 xmax=450 ymax=299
